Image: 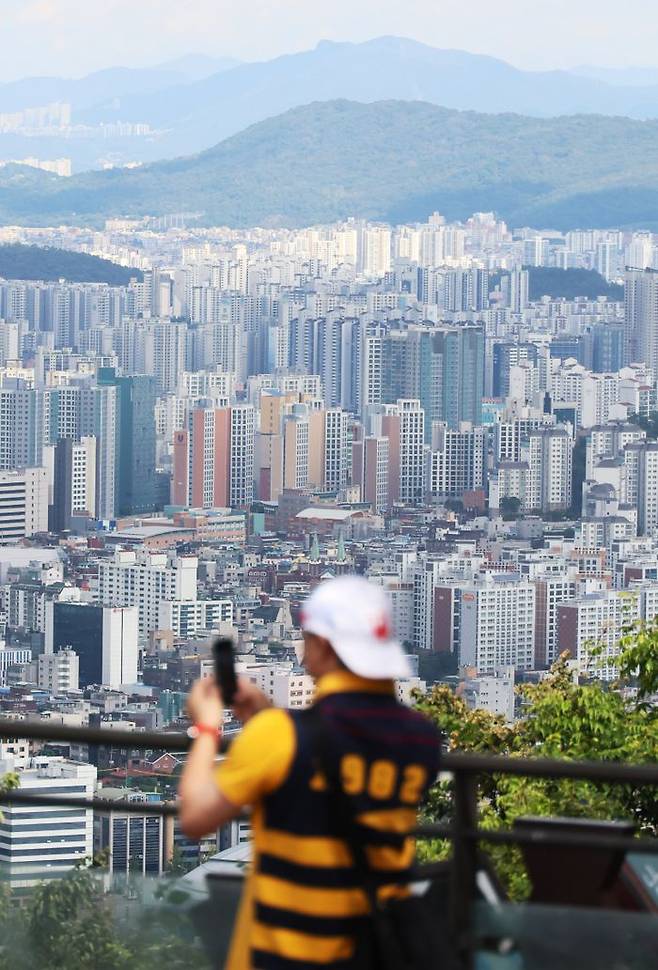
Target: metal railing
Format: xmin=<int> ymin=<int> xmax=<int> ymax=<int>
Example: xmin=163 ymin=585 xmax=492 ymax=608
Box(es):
xmin=2 ymin=716 xmax=658 ymax=965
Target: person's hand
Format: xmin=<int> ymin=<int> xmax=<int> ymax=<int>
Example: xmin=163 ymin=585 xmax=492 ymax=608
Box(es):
xmin=186 ymin=676 xmax=224 ymax=730
xmin=231 ymin=677 xmax=271 ymax=724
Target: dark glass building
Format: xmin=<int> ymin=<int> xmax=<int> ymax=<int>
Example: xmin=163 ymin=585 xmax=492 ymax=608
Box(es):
xmin=591 ymin=323 xmax=624 ymax=373
xmin=382 ymin=325 xmax=485 ymax=440
xmin=98 ymin=369 xmax=157 ymax=515
xmin=48 ymin=601 xmax=103 ymax=687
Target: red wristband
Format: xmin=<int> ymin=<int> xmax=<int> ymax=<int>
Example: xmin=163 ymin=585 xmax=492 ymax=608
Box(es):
xmin=188 ymin=723 xmax=221 ymax=741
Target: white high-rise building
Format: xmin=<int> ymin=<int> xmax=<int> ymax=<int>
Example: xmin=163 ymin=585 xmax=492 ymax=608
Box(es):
xmin=282 ymin=408 xmax=310 ymax=491
xmin=158 ymin=599 xmax=234 ymax=639
xmin=0 ymin=467 xmax=48 ymax=542
xmin=558 ymin=589 xmax=643 ymax=681
xmin=397 ymin=400 xmax=425 ymax=504
xmin=139 ymin=320 xmax=187 ymax=394
xmin=239 ymin=662 xmax=316 ymax=709
xmin=95 ymin=549 xmax=198 ymax=641
xmin=323 ymin=408 xmax=350 ymax=493
xmin=359 ymin=226 xmax=391 ymax=277
xmin=533 ymin=572 xmax=578 ymax=667
xmin=38 ymin=648 xmax=79 ymax=692
xmin=460 ymin=576 xmax=536 ymax=673
xmin=524 ymin=427 xmax=572 ymax=514
xmin=70 ymin=436 xmax=96 ymax=516
xmin=0 ymin=757 xmax=96 ymax=888
xmin=412 ymin=558 xmax=443 ymax=652
xmin=0 ymin=386 xmax=42 ymax=470
xmin=229 ymin=404 xmax=255 ymax=508
xmin=430 ymin=423 xmax=486 ymax=498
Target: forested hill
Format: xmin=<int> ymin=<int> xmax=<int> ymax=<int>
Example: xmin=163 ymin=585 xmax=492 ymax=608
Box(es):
xmin=0 ymin=245 xmax=142 ymax=284
xmin=4 ymin=101 xmax=658 ymax=229
xmin=490 ymin=267 xmax=624 ymax=301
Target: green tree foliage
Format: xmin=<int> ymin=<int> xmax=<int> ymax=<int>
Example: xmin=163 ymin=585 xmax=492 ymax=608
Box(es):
xmin=28 ymin=869 xmax=133 ymax=969
xmin=0 ymin=244 xmax=142 ymax=285
xmin=628 ymin=411 xmax=658 ymax=441
xmin=525 ymin=267 xmax=623 ymax=301
xmin=499 ymin=496 xmax=521 ymax=521
xmin=619 ymin=616 xmax=658 ymax=705
xmin=416 ymin=644 xmax=658 ymax=899
xmin=0 ymin=865 xmax=212 ymax=970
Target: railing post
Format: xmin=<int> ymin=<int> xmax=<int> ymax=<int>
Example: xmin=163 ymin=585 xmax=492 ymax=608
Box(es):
xmin=450 ymin=769 xmax=478 ymax=969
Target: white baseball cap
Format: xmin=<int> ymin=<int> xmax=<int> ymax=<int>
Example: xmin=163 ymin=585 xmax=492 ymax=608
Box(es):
xmin=300 ymin=575 xmax=412 ymax=680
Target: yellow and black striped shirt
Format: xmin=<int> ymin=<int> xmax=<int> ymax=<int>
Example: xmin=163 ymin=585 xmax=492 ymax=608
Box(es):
xmin=216 ymin=671 xmax=441 ymax=970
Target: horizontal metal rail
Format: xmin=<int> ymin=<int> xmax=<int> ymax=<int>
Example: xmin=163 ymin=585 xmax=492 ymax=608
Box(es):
xmin=414 ymin=823 xmax=658 ymax=855
xmin=442 ymin=751 xmax=658 ymax=786
xmin=0 ymin=718 xmax=193 ymax=752
xmin=3 ymin=718 xmax=658 ymax=785
xmin=0 ymin=789 xmax=178 ymax=816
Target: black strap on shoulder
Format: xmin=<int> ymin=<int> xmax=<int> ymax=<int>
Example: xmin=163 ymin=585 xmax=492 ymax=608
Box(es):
xmin=303 ymin=705 xmax=388 ymax=908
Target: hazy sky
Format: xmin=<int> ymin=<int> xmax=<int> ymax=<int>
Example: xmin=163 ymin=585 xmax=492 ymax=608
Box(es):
xmin=2 ymin=0 xmax=658 ymax=80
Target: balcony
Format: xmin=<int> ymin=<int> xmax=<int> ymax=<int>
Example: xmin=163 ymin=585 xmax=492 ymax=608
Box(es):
xmin=1 ymin=717 xmax=657 ymax=968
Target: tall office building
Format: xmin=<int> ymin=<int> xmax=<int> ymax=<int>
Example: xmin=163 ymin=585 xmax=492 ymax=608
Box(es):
xmin=380 ymin=326 xmax=484 ymax=438
xmin=440 ymin=327 xmax=485 ymax=430
xmin=638 ymin=442 xmax=658 ymax=536
xmin=352 ymin=429 xmax=389 ymax=513
xmin=45 ymin=601 xmax=138 ymax=687
xmin=591 ymin=323 xmax=624 ymax=374
xmin=624 ymin=268 xmax=658 ymax=370
xmin=0 ymin=384 xmax=43 ymax=470
xmin=98 ymin=369 xmax=157 ymax=516
xmin=397 ymin=400 xmax=425 ymax=505
xmin=172 ymin=405 xmax=231 ymax=509
xmin=95 ymin=792 xmax=169 ymax=877
xmin=322 ymin=408 xmax=350 ymax=493
xmin=0 ymin=758 xmax=96 ymax=888
xmin=49 ymin=436 xmax=97 ymax=531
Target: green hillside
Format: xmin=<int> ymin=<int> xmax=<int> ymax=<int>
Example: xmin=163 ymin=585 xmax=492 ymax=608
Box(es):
xmin=0 ymin=243 xmax=142 ymax=284
xmin=492 ymin=267 xmax=624 ymax=300
xmin=525 ymin=267 xmax=623 ymax=301
xmin=4 ymin=100 xmax=658 ymax=228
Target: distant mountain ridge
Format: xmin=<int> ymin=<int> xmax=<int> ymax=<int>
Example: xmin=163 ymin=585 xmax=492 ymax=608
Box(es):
xmin=0 ymin=56 xmax=239 ymax=113
xmin=77 ymin=36 xmax=658 ymax=159
xmin=4 ymin=100 xmax=658 ymax=230
xmin=7 ymin=38 xmax=658 ymax=170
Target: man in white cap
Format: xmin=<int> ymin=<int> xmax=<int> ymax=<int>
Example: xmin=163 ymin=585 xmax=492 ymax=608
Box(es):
xmin=179 ymin=575 xmax=441 ymax=970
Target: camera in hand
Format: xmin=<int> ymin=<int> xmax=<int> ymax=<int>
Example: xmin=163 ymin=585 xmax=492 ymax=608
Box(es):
xmin=212 ymin=636 xmax=238 ymax=706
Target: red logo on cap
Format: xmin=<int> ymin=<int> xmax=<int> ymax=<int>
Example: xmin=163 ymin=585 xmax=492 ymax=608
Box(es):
xmin=373 ymin=617 xmax=390 ymax=640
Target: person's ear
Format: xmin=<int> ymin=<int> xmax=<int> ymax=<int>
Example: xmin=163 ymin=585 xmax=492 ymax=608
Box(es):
xmin=319 ymin=637 xmax=334 ymax=663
